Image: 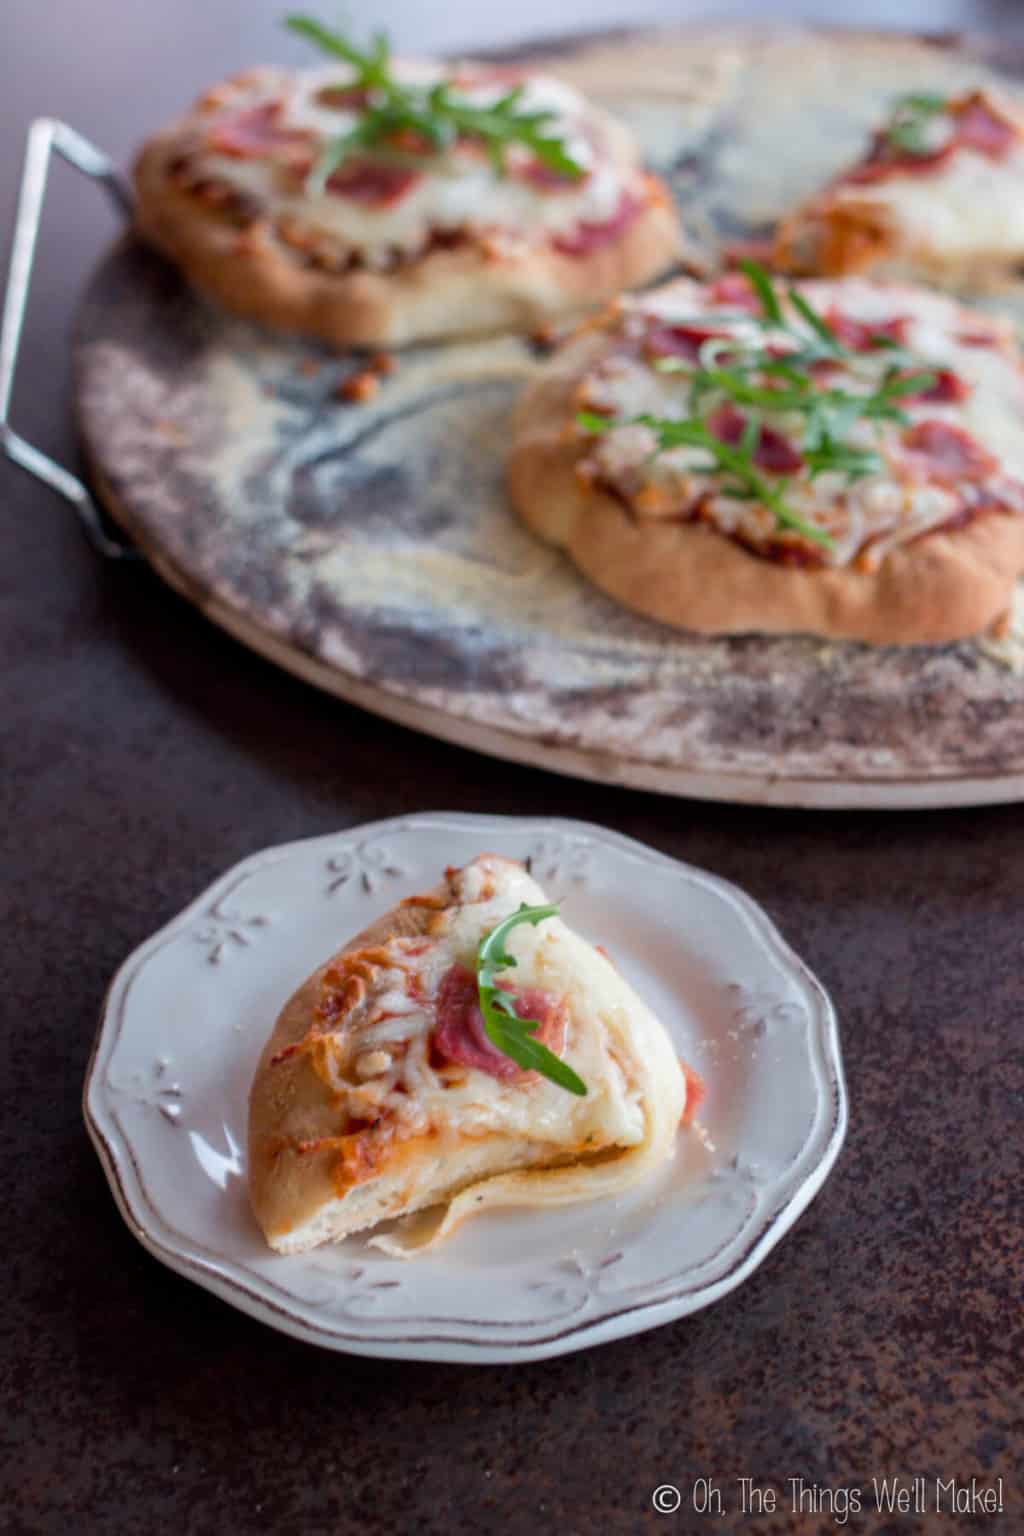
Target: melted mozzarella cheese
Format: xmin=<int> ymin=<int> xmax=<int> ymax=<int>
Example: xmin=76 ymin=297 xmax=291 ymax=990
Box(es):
xmin=834 ymin=146 xmax=1024 ymax=261
xmin=328 ymin=857 xmax=649 ymax=1152
xmin=193 ymin=64 xmax=634 ymax=261
xmin=582 ymin=277 xmax=1024 ymax=566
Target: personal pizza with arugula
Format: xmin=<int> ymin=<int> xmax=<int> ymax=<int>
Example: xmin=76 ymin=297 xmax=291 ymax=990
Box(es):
xmin=773 ymin=89 xmax=1024 ymax=285
xmin=248 ymin=854 xmax=699 ymax=1256
xmin=507 ymin=264 xmax=1024 ymax=643
xmin=132 ymin=16 xmax=683 ymax=347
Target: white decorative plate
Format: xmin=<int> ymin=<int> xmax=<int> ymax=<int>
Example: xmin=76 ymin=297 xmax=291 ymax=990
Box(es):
xmin=84 ymin=814 xmax=847 ymax=1362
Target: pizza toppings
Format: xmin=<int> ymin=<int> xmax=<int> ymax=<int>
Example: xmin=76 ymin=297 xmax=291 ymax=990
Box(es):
xmin=902 ymin=420 xmax=998 ymax=484
xmin=707 ymin=404 xmax=804 ymax=475
xmin=285 ymin=15 xmax=585 ymax=189
xmin=707 ymin=271 xmax=763 ymax=311
xmin=180 ymin=23 xmax=658 ymax=274
xmin=643 ymin=322 xmax=732 ymax=362
xmin=954 ymin=95 xmax=1017 ymax=157
xmin=520 ymin=157 xmax=586 ymax=191
xmin=902 ymin=368 xmax=969 ymax=404
xmin=208 ymin=101 xmax=312 ymax=162
xmin=773 ymin=87 xmax=1024 ymax=283
xmin=432 ymin=963 xmax=566 ymax=1082
xmin=957 ymin=329 xmax=1000 ymax=348
xmin=843 ymin=90 xmax=1020 ymax=186
xmin=324 ymin=159 xmax=423 ymax=206
xmin=575 ymin=268 xmax=1024 ymax=568
xmin=825 ymin=309 xmax=909 ymax=351
xmin=475 ymin=902 xmax=587 ymax=1095
xmin=552 ymin=191 xmax=641 ymax=256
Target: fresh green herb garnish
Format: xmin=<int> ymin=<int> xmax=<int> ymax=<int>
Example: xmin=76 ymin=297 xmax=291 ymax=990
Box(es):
xmin=740 ymin=259 xmax=785 ymax=328
xmin=476 ymin=903 xmax=587 ymax=1096
xmin=581 ymin=411 xmax=831 ymax=548
xmin=577 ymin=261 xmax=942 ymax=550
xmin=883 ymin=92 xmax=949 ymax=156
xmin=784 ymin=286 xmax=843 ymax=354
xmin=286 ymin=14 xmax=585 ymax=190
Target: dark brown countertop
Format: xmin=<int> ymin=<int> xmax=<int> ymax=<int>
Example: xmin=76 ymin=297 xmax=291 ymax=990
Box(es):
xmin=3 ymin=4 xmax=1021 ymax=1532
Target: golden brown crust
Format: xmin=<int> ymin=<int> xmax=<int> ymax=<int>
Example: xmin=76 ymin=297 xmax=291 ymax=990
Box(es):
xmin=507 ymin=331 xmax=1024 ymax=644
xmin=773 ymin=196 xmax=1024 ymax=289
xmin=773 ymin=197 xmax=897 ymax=279
xmin=247 ymin=892 xmax=440 ymax=1242
xmin=133 ymin=126 xmax=682 ymax=348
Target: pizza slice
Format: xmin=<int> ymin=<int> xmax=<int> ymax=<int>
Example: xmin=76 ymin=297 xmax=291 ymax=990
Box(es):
xmin=773 ymin=89 xmax=1024 ymax=285
xmin=507 ymin=266 xmax=1024 ymax=643
xmin=248 ymin=854 xmax=695 ymax=1255
xmin=133 ymin=17 xmax=684 ymax=348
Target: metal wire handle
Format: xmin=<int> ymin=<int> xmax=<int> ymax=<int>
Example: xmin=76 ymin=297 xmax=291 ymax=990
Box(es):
xmin=1 ymin=118 xmax=137 ymax=559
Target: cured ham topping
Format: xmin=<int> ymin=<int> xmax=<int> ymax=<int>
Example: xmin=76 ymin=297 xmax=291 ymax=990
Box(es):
xmin=553 ymin=191 xmax=641 ymax=256
xmin=825 ymin=310 xmax=910 ymax=350
xmin=207 ymin=101 xmax=312 ymax=161
xmin=955 ymin=96 xmax=1017 ymax=156
xmin=902 ymin=420 xmax=998 ymax=484
xmin=642 ymin=322 xmax=732 ymax=362
xmin=902 ymin=367 xmax=970 ymax=404
xmin=324 ymin=159 xmax=423 ymax=206
xmin=708 ymin=404 xmax=804 ymax=474
xmin=314 ymin=83 xmax=373 ymax=112
xmin=432 ymin=963 xmax=567 ymax=1083
xmin=841 ymin=92 xmax=1018 ymax=186
xmin=447 ymin=66 xmax=526 ymax=92
xmin=707 ymin=271 xmax=761 ymax=311
xmin=720 ymin=237 xmax=778 ymax=269
xmin=843 ymin=144 xmax=952 ymax=185
xmin=521 ymin=157 xmax=588 ymax=191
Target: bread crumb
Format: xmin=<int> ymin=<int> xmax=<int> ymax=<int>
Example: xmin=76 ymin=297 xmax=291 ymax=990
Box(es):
xmin=336 ymin=371 xmax=380 ymax=404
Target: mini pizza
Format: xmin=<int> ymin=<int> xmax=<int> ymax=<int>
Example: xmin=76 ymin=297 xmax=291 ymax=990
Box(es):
xmin=507 ymin=266 xmax=1024 ymax=643
xmin=132 ymin=18 xmax=683 ymax=348
xmin=248 ymin=854 xmax=695 ymax=1255
xmin=773 ymin=89 xmax=1024 ymax=285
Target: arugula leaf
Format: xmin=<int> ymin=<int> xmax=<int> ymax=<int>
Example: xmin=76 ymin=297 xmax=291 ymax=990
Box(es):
xmin=578 ymin=262 xmax=949 ymax=554
xmin=787 ymin=287 xmax=842 ymax=353
xmin=285 ymin=15 xmax=391 ymax=86
xmin=896 ymin=92 xmax=949 ymax=113
xmin=631 ymin=414 xmax=835 ymax=549
xmin=476 ymin=904 xmax=587 ymax=1097
xmin=878 ymin=369 xmax=937 ymax=399
xmin=576 ymin=409 xmax=615 ymax=434
xmin=803 ymin=437 xmax=881 ymax=481
xmin=286 ymin=14 xmax=585 ymax=184
xmin=739 ymin=259 xmax=784 ymax=327
xmin=883 ymin=92 xmax=949 ymax=156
